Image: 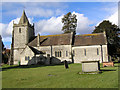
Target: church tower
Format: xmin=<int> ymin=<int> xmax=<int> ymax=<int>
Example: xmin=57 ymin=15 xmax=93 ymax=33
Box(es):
xmin=11 ymin=10 xmax=35 ymax=65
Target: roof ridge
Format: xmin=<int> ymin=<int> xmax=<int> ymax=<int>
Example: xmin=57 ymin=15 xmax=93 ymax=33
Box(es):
xmin=40 ymin=33 xmax=71 ymax=37
xmin=76 ymin=33 xmax=103 ymax=36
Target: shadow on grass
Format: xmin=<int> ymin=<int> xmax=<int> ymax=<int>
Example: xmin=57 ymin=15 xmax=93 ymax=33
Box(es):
xmin=100 ymin=69 xmax=116 ymax=72
xmin=114 ymin=61 xmax=120 ymax=64
xmin=114 ymin=65 xmax=120 ymax=67
xmin=1 ymin=63 xmax=66 ymax=71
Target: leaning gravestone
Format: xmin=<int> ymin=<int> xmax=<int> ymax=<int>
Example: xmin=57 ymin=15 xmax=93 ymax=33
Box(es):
xmin=81 ymin=61 xmax=100 ymax=72
xmin=64 ymin=60 xmax=69 ymax=69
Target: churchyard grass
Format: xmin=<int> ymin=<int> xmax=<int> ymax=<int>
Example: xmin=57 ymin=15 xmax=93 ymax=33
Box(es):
xmin=2 ymin=63 xmax=119 ymax=88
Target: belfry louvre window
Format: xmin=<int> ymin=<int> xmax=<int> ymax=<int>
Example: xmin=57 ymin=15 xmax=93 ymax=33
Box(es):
xmin=19 ymin=28 xmax=21 ymax=33
xmin=84 ymin=49 xmax=86 ymax=56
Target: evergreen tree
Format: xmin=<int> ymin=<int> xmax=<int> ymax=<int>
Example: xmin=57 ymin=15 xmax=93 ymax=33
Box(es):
xmin=62 ymin=12 xmax=77 ymax=33
xmin=92 ymin=20 xmax=120 ymax=56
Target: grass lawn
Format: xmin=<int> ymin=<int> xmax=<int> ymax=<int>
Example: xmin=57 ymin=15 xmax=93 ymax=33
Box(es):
xmin=1 ymin=63 xmax=119 ymax=88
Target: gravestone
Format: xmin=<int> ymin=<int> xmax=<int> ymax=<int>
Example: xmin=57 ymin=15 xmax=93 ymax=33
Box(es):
xmin=103 ymin=62 xmax=114 ymax=67
xmin=64 ymin=60 xmax=69 ymax=69
xmin=81 ymin=61 xmax=100 ymax=72
xmin=45 ymin=54 xmax=50 ymax=65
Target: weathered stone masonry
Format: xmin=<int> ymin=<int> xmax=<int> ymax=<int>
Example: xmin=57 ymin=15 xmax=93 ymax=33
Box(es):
xmin=10 ymin=11 xmax=109 ymax=65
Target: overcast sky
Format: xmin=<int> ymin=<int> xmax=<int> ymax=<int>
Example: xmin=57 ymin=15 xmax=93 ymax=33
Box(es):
xmin=0 ymin=1 xmax=118 ymax=48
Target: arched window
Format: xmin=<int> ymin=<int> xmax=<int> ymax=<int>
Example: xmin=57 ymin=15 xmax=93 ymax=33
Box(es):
xmin=55 ymin=51 xmax=57 ymax=57
xmin=28 ymin=56 xmax=30 ymax=60
xmin=97 ymin=48 xmax=99 ymax=55
xmin=60 ymin=51 xmax=61 ymax=57
xmin=19 ymin=28 xmax=21 ymax=33
xmin=55 ymin=51 xmax=62 ymax=57
xmin=66 ymin=51 xmax=68 ymax=57
xmin=84 ymin=49 xmax=86 ymax=56
xmin=58 ymin=52 xmax=60 ymax=57
xmin=25 ymin=56 xmax=27 ymax=60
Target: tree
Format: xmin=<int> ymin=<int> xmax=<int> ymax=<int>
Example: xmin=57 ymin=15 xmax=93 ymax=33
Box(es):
xmin=92 ymin=20 xmax=120 ymax=56
xmin=62 ymin=12 xmax=77 ymax=33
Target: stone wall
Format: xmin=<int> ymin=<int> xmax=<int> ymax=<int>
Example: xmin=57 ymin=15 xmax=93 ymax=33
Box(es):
xmin=13 ymin=49 xmax=24 ymax=64
xmin=35 ymin=45 xmax=72 ymax=63
xmin=20 ymin=46 xmax=34 ymax=65
xmin=13 ymin=26 xmax=28 ymax=48
xmin=72 ymin=45 xmax=108 ymax=63
xmin=28 ymin=26 xmax=34 ymax=42
xmin=13 ymin=24 xmax=34 ymax=65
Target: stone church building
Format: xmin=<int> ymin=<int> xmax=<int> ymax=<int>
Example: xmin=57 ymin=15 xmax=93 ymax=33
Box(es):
xmin=10 ymin=11 xmax=109 ymax=65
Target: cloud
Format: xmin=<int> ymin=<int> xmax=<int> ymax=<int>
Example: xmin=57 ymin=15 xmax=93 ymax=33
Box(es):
xmin=25 ymin=3 xmax=66 ymax=17
xmin=2 ymin=0 xmax=119 ymax=2
xmin=35 ymin=11 xmax=93 ymax=35
xmin=0 ymin=17 xmax=33 ymax=43
xmin=0 ymin=18 xmax=20 ymax=44
xmin=73 ymin=12 xmax=94 ymax=34
xmin=27 ymin=8 xmax=54 ymax=18
xmin=106 ymin=11 xmax=118 ymax=25
xmin=96 ymin=11 xmax=118 ymax=26
xmin=35 ymin=15 xmax=63 ymax=35
xmin=1 ymin=11 xmax=93 ymax=48
xmin=2 ymin=2 xmax=66 ymax=18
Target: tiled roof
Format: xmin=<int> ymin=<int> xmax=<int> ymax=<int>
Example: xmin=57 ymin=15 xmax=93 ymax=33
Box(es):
xmin=29 ymin=46 xmax=45 ymax=54
xmin=74 ymin=33 xmax=107 ymax=46
xmin=28 ymin=33 xmax=72 ymax=46
xmin=28 ymin=33 xmax=107 ymax=47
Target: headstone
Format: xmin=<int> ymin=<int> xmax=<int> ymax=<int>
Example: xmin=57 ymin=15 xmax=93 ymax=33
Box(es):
xmin=64 ymin=60 xmax=69 ymax=69
xmin=45 ymin=54 xmax=50 ymax=65
xmin=81 ymin=61 xmax=100 ymax=72
xmin=103 ymin=62 xmax=114 ymax=67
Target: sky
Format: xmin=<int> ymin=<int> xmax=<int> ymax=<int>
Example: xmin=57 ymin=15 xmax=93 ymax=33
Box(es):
xmin=0 ymin=1 xmax=118 ymax=48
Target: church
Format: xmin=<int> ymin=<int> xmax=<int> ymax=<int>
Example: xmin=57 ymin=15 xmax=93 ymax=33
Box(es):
xmin=10 ymin=11 xmax=109 ymax=65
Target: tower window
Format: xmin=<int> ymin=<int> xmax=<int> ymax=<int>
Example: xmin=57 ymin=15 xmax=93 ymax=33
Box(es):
xmin=19 ymin=28 xmax=21 ymax=33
